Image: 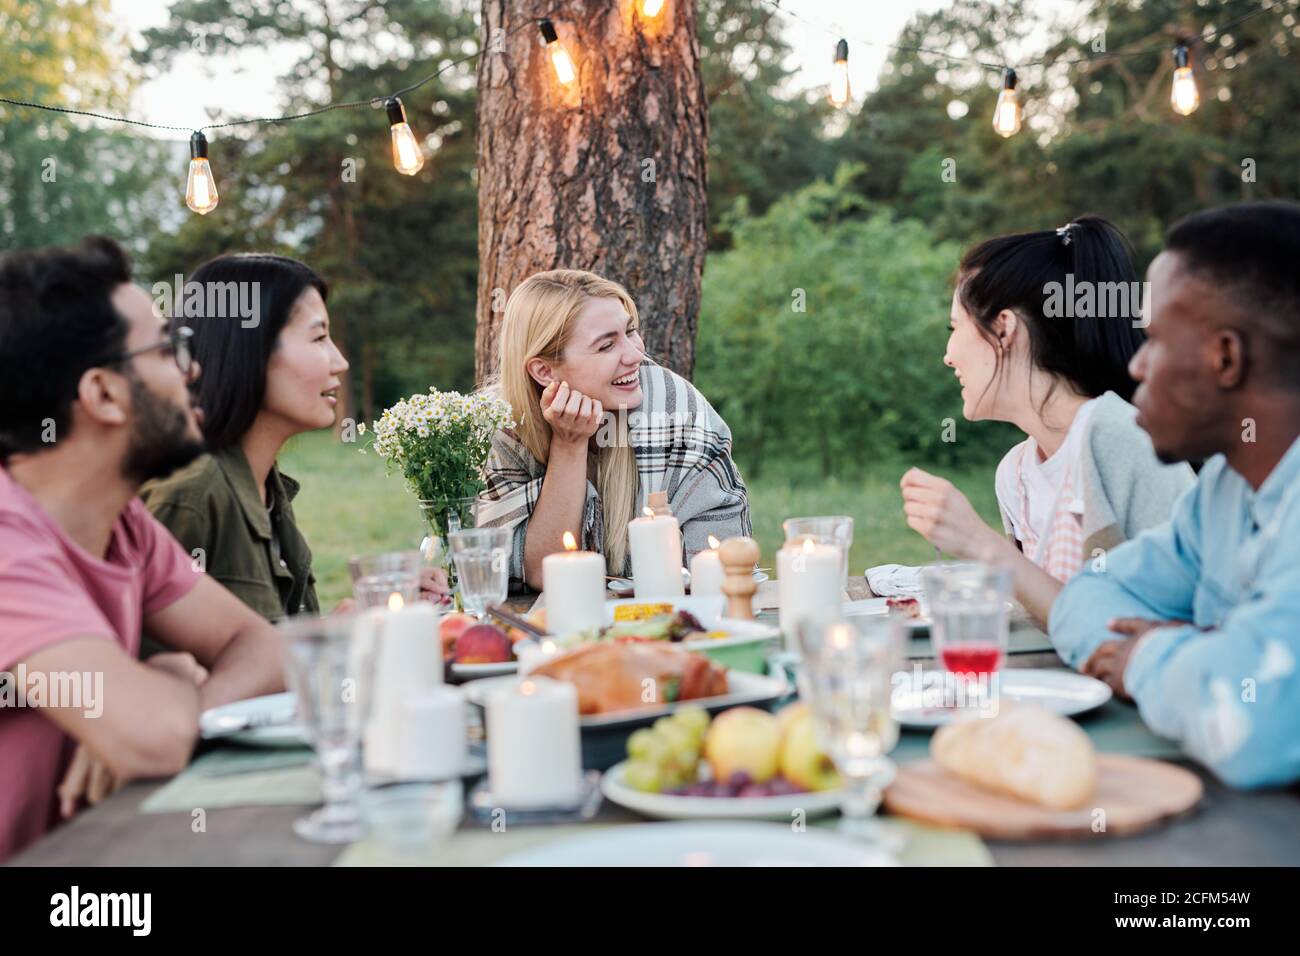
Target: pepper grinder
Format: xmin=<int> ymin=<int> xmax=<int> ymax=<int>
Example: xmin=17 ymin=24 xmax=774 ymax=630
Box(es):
xmin=718 ymin=536 xmax=760 ymax=621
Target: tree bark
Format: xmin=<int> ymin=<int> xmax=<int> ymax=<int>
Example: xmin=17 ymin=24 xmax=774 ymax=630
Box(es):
xmin=474 ymin=0 xmax=709 ymax=383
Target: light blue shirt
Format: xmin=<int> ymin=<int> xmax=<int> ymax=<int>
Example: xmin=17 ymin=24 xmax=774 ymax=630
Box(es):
xmin=1050 ymin=435 xmax=1300 ymax=789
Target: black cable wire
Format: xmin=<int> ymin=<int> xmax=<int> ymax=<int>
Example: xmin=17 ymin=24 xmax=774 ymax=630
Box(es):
xmin=760 ymin=0 xmax=1297 ymax=74
xmin=0 ymin=12 xmax=554 ymax=135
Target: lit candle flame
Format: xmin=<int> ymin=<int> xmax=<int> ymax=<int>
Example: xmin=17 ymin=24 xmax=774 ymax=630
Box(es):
xmin=387 ymin=592 xmax=405 ymax=612
xmin=520 ymin=680 xmax=537 ymax=696
xmin=802 ymin=538 xmax=815 ymax=554
xmin=643 ymin=507 xmax=655 ymax=518
xmin=562 ymin=531 xmax=577 ymax=551
xmin=541 ymin=640 xmax=557 ymax=654
xmin=707 ymin=535 xmax=721 ymax=550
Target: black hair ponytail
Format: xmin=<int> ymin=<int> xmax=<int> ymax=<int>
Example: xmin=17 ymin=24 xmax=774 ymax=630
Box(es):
xmin=956 ymin=214 xmax=1146 ymax=402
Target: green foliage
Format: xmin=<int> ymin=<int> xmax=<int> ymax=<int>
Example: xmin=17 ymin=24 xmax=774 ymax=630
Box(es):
xmin=696 ymin=167 xmax=1019 ymax=479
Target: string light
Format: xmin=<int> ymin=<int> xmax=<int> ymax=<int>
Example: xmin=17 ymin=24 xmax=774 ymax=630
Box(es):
xmin=829 ymin=38 xmax=851 ymax=108
xmin=539 ymin=18 xmax=577 ymax=86
xmin=184 ymin=131 xmax=219 ymax=215
xmin=639 ymin=0 xmax=665 ymax=18
xmin=1171 ymin=43 xmax=1200 ymax=116
xmin=992 ymin=67 xmax=1022 ymax=138
xmin=386 ymin=97 xmax=425 ymax=175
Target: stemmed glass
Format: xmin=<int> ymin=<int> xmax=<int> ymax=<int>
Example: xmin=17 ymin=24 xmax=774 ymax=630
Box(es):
xmin=278 ymin=611 xmax=382 ymax=844
xmin=448 ymin=527 xmax=510 ymax=619
xmin=921 ymin=562 xmax=1012 ymax=710
xmin=796 ymin=615 xmax=904 ymax=846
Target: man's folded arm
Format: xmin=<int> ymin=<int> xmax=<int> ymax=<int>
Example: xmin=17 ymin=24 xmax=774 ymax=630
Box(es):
xmin=1049 ymin=482 xmax=1203 ymax=668
xmin=21 ymin=637 xmax=202 ymax=779
xmin=1124 ymin=580 xmax=1300 ymax=789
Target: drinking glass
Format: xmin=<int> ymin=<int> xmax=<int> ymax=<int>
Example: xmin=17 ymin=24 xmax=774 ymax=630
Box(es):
xmin=796 ymin=615 xmax=904 ymax=846
xmin=448 ymin=527 xmax=510 ymax=618
xmin=921 ymin=562 xmax=1013 ymax=706
xmin=783 ymin=515 xmax=854 ymax=583
xmin=279 ymin=611 xmax=382 ymax=844
xmin=348 ymin=550 xmax=421 ymax=609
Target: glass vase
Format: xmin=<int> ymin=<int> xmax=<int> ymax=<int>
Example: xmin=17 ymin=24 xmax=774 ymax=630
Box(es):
xmin=418 ymin=497 xmax=479 ymax=598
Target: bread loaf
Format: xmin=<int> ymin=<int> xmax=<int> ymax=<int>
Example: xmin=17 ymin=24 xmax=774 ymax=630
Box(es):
xmin=931 ymin=704 xmax=1097 ymax=810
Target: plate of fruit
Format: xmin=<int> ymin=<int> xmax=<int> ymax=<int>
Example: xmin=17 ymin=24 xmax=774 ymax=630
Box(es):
xmin=441 ymin=612 xmax=541 ymax=680
xmin=599 ymin=702 xmax=845 ymax=821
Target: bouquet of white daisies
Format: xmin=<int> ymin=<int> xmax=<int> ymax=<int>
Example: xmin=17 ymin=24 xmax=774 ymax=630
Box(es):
xmin=367 ymin=388 xmax=515 ymax=537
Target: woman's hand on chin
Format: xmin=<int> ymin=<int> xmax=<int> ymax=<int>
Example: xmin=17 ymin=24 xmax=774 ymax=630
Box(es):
xmin=541 ymin=380 xmax=604 ymax=448
xmin=899 ymin=467 xmax=1003 ymax=560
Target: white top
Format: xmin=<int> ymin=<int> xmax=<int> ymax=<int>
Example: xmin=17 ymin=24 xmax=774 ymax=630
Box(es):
xmin=995 ymin=398 xmax=1099 ymax=553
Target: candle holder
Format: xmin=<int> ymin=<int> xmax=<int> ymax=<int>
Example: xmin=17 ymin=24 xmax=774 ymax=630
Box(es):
xmin=466 ymin=770 xmax=603 ymax=826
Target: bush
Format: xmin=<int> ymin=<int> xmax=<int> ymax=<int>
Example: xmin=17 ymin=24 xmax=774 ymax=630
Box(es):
xmin=696 ymin=166 xmax=1018 ymax=479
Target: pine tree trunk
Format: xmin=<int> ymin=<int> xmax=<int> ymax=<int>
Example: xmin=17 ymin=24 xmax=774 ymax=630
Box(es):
xmin=474 ymin=0 xmax=708 ymax=383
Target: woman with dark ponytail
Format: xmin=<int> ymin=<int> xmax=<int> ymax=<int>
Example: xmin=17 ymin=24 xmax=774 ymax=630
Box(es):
xmin=895 ymin=216 xmax=1195 ymax=626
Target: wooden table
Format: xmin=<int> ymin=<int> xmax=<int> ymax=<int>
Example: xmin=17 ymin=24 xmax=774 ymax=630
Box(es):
xmin=11 ymin=582 xmax=1300 ymax=866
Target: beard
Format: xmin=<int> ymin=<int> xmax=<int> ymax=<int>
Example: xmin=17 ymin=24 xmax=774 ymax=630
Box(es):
xmin=122 ymin=376 xmax=206 ymax=484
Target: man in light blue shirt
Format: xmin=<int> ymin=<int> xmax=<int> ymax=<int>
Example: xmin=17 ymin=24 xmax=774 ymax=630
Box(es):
xmin=1050 ymin=201 xmax=1300 ymax=789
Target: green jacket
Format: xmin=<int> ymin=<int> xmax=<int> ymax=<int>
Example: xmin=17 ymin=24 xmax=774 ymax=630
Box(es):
xmin=141 ymin=445 xmax=320 ymax=622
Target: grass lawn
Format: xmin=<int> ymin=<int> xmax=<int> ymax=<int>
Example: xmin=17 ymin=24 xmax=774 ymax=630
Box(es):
xmin=281 ymin=430 xmax=1005 ymax=607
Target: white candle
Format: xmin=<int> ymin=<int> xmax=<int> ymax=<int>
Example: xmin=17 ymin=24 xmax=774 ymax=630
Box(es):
xmin=777 ymin=537 xmax=843 ymax=651
xmin=486 ymin=676 xmax=582 ymax=807
xmin=397 ymin=685 xmax=467 ymax=781
xmin=366 ymin=597 xmax=443 ymax=776
xmin=689 ymin=535 xmax=725 ymax=596
xmin=516 ymin=638 xmax=562 ymax=675
xmin=542 ymin=531 xmax=605 ymax=638
xmin=628 ymin=507 xmax=685 ymax=597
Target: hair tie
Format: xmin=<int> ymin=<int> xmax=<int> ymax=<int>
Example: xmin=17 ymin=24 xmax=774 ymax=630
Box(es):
xmin=1056 ymin=223 xmax=1073 ymax=246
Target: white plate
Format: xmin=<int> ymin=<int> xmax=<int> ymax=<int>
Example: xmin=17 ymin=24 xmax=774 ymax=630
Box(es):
xmin=199 ymin=692 xmax=307 ymax=747
xmin=891 ymin=668 xmax=1113 ymax=728
xmin=600 ymin=761 xmax=844 ymax=822
xmin=463 ymin=670 xmax=790 ymax=729
xmin=607 ymin=569 xmax=769 ymax=596
xmin=497 ymin=821 xmax=894 ymax=866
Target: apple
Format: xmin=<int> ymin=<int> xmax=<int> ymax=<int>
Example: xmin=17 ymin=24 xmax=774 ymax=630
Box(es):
xmin=439 ymin=612 xmax=477 ymax=660
xmin=453 ymin=623 xmax=513 ymax=664
xmin=778 ymin=709 xmax=841 ymax=792
xmin=703 ymin=707 xmax=782 ymax=785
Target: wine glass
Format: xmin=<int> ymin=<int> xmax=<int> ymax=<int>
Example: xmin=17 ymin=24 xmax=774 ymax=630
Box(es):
xmin=448 ymin=527 xmax=509 ymax=619
xmin=796 ymin=615 xmax=904 ymax=847
xmin=921 ymin=561 xmax=1012 ymax=709
xmin=279 ymin=611 xmax=382 ymax=843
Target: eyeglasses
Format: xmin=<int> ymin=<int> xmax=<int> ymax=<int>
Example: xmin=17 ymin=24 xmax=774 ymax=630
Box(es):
xmin=104 ymin=326 xmax=195 ymax=376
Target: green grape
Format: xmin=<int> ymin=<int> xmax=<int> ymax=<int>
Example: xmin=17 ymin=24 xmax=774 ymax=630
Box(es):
xmin=623 ymin=760 xmax=664 ymax=793
xmin=672 ymin=706 xmax=710 ymax=739
xmin=626 ymin=728 xmax=656 ymax=759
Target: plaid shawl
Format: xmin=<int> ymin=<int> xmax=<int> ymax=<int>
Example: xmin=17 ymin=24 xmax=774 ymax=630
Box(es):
xmin=476 ymin=358 xmax=751 ymax=580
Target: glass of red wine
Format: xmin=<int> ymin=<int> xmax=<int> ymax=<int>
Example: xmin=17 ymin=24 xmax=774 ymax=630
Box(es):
xmin=920 ymin=562 xmax=1013 ymax=709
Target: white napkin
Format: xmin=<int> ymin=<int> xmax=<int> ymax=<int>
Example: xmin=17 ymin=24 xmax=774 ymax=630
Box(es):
xmin=865 ymin=563 xmax=924 ymax=599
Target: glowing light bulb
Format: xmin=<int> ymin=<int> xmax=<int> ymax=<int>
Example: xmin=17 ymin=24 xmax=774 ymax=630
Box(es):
xmin=540 ymin=18 xmax=576 ymax=86
xmin=640 ymin=0 xmax=665 ymax=17
xmin=1171 ymin=44 xmax=1200 ymax=116
xmin=992 ymin=67 xmax=1022 ymax=138
xmin=829 ymin=38 xmax=851 ymax=108
xmin=185 ymin=131 xmax=219 ymax=215
xmin=386 ymin=97 xmax=424 ymax=176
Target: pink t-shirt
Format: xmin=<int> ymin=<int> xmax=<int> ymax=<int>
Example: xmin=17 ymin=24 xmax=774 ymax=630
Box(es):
xmin=0 ymin=465 xmax=200 ymax=860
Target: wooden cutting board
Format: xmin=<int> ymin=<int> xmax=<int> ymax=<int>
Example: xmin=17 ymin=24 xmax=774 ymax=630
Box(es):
xmin=883 ymin=755 xmax=1203 ymax=840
